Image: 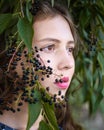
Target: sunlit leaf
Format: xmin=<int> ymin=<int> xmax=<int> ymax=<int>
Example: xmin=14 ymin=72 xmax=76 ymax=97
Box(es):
xmin=43 ymin=102 xmax=59 ymax=130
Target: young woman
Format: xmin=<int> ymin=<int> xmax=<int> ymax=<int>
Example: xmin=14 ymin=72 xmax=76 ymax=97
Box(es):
xmin=0 ymin=1 xmax=82 ymax=130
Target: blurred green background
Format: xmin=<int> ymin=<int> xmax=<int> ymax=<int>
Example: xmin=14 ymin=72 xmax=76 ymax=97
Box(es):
xmin=68 ymin=0 xmax=104 ymax=130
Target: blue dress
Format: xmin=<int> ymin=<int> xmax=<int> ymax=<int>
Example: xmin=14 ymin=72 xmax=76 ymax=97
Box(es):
xmin=59 ymin=126 xmax=63 ymax=130
xmin=0 ymin=122 xmax=15 ymax=130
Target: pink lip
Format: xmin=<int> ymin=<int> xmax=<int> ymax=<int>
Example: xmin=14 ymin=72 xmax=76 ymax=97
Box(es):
xmin=54 ymin=77 xmax=69 ymax=89
xmin=61 ymin=77 xmax=69 ymax=82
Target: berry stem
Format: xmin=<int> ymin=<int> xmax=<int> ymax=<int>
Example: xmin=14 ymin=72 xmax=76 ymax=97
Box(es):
xmin=14 ymin=91 xmax=23 ymax=108
xmin=39 ymin=56 xmax=45 ymax=66
xmin=52 ymin=73 xmax=63 ymax=78
xmin=7 ymin=40 xmax=23 ymax=72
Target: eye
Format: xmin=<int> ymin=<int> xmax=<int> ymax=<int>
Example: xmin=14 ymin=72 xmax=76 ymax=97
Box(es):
xmin=67 ymin=47 xmax=74 ymax=54
xmin=41 ymin=44 xmax=55 ymax=53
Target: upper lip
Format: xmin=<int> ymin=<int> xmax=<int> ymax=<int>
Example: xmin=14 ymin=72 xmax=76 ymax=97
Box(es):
xmin=60 ymin=77 xmax=69 ymax=82
xmin=54 ymin=76 xmax=69 ymax=83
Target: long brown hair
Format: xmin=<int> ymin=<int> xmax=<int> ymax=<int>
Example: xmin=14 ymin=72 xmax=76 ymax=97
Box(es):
xmin=55 ymin=103 xmax=82 ymax=130
xmin=0 ymin=0 xmax=82 ymax=129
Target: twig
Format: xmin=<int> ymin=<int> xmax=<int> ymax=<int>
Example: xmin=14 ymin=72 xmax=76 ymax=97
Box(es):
xmin=7 ymin=41 xmax=23 ymax=72
xmin=74 ymin=73 xmax=83 ymax=84
xmin=20 ymin=0 xmax=24 ymax=17
xmin=0 ymin=50 xmax=7 ymax=57
xmin=32 ymin=0 xmax=34 ymax=3
xmin=72 ymin=84 xmax=83 ymax=95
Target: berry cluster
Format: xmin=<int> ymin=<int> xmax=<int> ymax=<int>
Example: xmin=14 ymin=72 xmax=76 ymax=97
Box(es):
xmin=85 ymin=33 xmax=97 ymax=58
xmin=29 ymin=0 xmax=40 ymax=15
xmin=0 ymin=45 xmax=67 ymax=114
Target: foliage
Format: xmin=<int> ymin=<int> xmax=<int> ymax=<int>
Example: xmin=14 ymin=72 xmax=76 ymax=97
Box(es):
xmin=68 ymin=0 xmax=104 ymax=114
xmin=0 ymin=0 xmax=104 ymax=129
xmin=26 ymin=90 xmax=42 ymax=130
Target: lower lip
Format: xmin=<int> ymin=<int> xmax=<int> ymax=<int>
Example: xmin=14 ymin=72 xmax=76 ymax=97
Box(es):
xmin=55 ymin=82 xmax=69 ymax=89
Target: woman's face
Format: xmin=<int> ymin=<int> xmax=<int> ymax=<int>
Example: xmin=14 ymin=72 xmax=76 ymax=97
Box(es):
xmin=32 ymin=15 xmax=75 ymax=97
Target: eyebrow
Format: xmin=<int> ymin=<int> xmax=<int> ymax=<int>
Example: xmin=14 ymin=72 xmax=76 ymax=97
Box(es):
xmin=37 ymin=38 xmax=74 ymax=44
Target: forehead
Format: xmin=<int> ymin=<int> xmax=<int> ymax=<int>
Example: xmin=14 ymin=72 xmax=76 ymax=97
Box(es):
xmin=33 ymin=15 xmax=74 ymax=42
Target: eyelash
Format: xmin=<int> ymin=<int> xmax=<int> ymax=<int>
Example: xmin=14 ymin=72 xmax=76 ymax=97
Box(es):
xmin=41 ymin=44 xmax=55 ymax=53
xmin=40 ymin=44 xmax=74 ymax=54
xmin=67 ymin=47 xmax=74 ymax=54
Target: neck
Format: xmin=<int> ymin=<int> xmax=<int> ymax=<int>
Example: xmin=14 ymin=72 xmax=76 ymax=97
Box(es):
xmin=0 ymin=102 xmax=42 ymax=130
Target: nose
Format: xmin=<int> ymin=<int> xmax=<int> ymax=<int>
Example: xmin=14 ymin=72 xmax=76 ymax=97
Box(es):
xmin=57 ymin=50 xmax=75 ymax=70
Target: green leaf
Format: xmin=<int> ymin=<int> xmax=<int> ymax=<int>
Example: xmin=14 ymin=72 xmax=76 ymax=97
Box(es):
xmin=67 ymin=0 xmax=70 ymax=7
xmin=26 ymin=91 xmax=42 ymax=130
xmin=0 ymin=13 xmax=12 ymax=34
xmin=39 ymin=120 xmax=53 ymax=130
xmin=82 ymin=29 xmax=88 ymax=39
xmin=89 ymin=91 xmax=96 ymax=113
xmin=84 ymin=58 xmax=93 ymax=87
xmin=26 ymin=1 xmax=33 ymax=23
xmin=97 ymin=52 xmax=104 ymax=75
xmin=97 ymin=14 xmax=104 ymax=28
xmin=102 ymin=88 xmax=104 ymax=97
xmin=93 ymin=93 xmax=103 ymax=113
xmin=17 ymin=17 xmax=34 ymax=52
xmin=79 ymin=9 xmax=91 ymax=28
xmin=51 ymin=0 xmax=54 ymax=7
xmin=43 ymin=102 xmax=59 ymax=130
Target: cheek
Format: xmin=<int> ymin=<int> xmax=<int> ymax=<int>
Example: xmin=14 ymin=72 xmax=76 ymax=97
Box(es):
xmin=39 ymin=53 xmax=55 ymax=67
xmin=73 ymin=59 xmax=75 ymax=71
xmin=71 ymin=55 xmax=75 ymax=68
xmin=73 ymin=59 xmax=75 ymax=70
xmin=72 ymin=60 xmax=75 ymax=74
